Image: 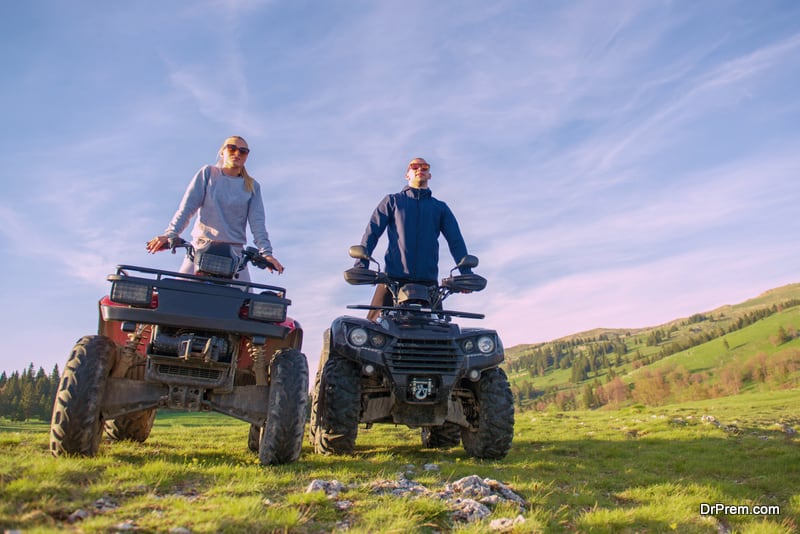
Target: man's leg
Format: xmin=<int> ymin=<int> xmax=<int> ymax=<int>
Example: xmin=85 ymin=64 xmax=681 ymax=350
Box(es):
xmin=367 ymin=284 xmax=392 ymax=321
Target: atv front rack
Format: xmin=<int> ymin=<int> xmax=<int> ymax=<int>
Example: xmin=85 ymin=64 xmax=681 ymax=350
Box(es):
xmin=346 ymin=304 xmax=485 ymax=320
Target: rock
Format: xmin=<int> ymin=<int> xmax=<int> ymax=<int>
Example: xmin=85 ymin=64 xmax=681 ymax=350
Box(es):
xmin=370 ymin=473 xmax=430 ymax=497
xmin=93 ymin=497 xmax=119 ymax=513
xmin=113 ymin=519 xmax=136 ymax=531
xmin=449 ymin=498 xmax=491 ymax=523
xmin=485 ymin=478 xmax=526 ymax=507
xmin=448 ymin=475 xmax=492 ymax=498
xmin=306 ymin=479 xmax=345 ymax=498
xmin=701 ymin=415 xmax=720 ymax=427
xmin=335 ymin=500 xmax=353 ymax=511
xmin=67 ymin=509 xmax=89 ymax=523
xmin=489 ymin=515 xmax=526 ymax=531
xmin=365 ymin=473 xmax=527 ymax=523
xmin=480 ymin=494 xmax=502 ymax=507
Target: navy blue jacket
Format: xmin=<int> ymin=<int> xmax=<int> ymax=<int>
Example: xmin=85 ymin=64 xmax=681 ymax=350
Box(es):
xmin=358 ymin=186 xmax=469 ymax=282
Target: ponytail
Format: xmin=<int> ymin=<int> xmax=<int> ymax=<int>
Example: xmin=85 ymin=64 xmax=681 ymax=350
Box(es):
xmin=241 ymin=166 xmax=255 ymax=193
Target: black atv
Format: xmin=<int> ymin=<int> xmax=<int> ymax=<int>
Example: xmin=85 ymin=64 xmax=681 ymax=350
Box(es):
xmin=50 ymin=239 xmax=308 ymax=465
xmin=309 ymin=245 xmax=514 ymax=459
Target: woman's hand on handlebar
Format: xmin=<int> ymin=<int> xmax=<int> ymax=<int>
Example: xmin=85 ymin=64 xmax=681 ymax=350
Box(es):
xmin=263 ymin=254 xmax=284 ymax=274
xmin=146 ymin=235 xmax=169 ymax=254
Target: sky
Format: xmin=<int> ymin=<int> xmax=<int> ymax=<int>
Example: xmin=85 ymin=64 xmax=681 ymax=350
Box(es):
xmin=1 ymin=0 xmax=799 ymax=378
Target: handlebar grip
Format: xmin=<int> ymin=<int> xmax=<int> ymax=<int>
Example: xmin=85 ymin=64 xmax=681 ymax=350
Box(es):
xmin=244 ymin=247 xmax=277 ymax=270
xmin=253 ymin=257 xmax=277 ymax=270
xmin=167 ymin=237 xmax=186 ymax=251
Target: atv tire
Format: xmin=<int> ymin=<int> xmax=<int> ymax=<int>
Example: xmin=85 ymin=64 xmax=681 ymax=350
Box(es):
xmin=461 ymin=368 xmax=514 ymax=460
xmin=247 ymin=424 xmax=260 ymax=452
xmin=50 ymin=335 xmax=115 ymax=457
xmin=309 ymin=354 xmax=361 ymax=455
xmin=421 ymin=422 xmax=462 ymax=448
xmin=257 ymin=348 xmax=309 ymax=465
xmin=104 ymin=409 xmax=156 ymax=442
xmin=104 ymin=359 xmax=156 ymax=442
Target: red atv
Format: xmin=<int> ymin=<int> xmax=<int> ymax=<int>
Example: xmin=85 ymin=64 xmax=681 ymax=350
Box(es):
xmin=50 ymin=239 xmax=308 ymax=465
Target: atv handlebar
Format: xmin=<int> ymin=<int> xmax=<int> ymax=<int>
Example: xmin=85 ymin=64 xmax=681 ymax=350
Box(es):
xmin=161 ymin=238 xmax=278 ymax=272
xmin=343 ymin=245 xmax=486 ymax=314
xmin=242 ymin=247 xmax=279 ymax=272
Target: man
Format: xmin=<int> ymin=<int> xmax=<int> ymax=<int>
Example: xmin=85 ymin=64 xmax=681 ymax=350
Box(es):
xmin=356 ymin=157 xmax=471 ymax=320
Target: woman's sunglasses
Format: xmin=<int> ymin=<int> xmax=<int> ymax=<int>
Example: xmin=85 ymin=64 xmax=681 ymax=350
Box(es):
xmin=225 ymin=144 xmax=250 ymax=155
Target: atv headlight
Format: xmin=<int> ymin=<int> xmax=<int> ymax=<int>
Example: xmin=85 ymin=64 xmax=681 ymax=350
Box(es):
xmin=349 ymin=327 xmax=368 ymax=347
xmin=248 ymin=300 xmax=287 ymax=322
xmin=110 ymin=280 xmax=153 ymax=306
xmin=369 ymin=333 xmax=387 ymax=348
xmin=477 ymin=335 xmax=495 ymax=354
xmin=196 ymin=252 xmax=237 ymax=277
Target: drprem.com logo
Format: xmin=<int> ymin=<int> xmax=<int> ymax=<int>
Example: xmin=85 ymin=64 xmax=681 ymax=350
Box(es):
xmin=700 ymin=503 xmax=781 ymax=516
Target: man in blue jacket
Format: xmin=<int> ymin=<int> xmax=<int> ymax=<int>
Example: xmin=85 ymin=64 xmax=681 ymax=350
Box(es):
xmin=356 ymin=157 xmax=471 ymax=320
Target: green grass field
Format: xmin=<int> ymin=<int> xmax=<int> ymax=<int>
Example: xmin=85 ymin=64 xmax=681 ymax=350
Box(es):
xmin=2 ymin=389 xmax=798 ymax=533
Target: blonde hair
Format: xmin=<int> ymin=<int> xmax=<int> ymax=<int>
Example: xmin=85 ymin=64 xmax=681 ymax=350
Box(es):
xmin=220 ymin=135 xmax=255 ymax=193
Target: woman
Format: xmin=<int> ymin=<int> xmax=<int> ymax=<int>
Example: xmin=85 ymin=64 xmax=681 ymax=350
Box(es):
xmin=146 ymin=136 xmax=285 ymax=278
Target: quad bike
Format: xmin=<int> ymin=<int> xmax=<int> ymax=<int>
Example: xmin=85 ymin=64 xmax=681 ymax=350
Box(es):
xmin=50 ymin=239 xmax=308 ymax=465
xmin=309 ymin=245 xmax=514 ymax=459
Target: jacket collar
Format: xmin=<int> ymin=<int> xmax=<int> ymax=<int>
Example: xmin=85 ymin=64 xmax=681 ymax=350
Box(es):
xmin=402 ymin=185 xmax=432 ymax=199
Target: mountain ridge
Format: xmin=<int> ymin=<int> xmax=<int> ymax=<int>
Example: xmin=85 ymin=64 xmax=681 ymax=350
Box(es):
xmin=505 ymin=282 xmax=800 ymax=359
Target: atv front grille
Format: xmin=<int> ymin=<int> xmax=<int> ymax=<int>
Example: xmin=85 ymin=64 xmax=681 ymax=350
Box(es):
xmin=155 ymin=364 xmax=223 ymax=382
xmin=386 ymin=338 xmax=462 ymax=374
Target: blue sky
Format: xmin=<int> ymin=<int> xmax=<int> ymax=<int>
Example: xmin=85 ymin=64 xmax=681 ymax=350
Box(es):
xmin=1 ymin=1 xmax=799 ymax=376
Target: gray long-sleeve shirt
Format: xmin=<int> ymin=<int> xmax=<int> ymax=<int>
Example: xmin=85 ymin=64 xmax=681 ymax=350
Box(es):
xmin=164 ymin=165 xmax=274 ymax=255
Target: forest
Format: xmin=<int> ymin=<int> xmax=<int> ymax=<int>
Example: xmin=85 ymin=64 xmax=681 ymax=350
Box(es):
xmin=0 ymin=364 xmax=61 ymax=421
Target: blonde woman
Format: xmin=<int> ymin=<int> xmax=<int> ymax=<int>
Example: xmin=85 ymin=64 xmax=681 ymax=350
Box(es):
xmin=146 ymin=136 xmax=284 ymax=278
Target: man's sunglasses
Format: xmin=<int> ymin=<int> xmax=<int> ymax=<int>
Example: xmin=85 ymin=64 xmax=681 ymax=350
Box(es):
xmin=409 ymin=163 xmax=430 ymax=171
xmin=225 ymin=144 xmax=250 ymax=155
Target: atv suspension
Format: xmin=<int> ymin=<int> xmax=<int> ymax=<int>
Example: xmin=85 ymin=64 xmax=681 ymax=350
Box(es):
xmin=111 ymin=324 xmax=151 ymax=378
xmin=247 ymin=340 xmax=270 ymax=385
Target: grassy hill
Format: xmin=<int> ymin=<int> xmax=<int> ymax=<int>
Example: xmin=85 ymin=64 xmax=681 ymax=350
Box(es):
xmin=503 ymin=283 xmax=800 ymax=411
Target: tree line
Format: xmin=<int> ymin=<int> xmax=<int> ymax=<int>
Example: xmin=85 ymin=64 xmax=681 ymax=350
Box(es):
xmin=0 ymin=364 xmax=60 ymax=421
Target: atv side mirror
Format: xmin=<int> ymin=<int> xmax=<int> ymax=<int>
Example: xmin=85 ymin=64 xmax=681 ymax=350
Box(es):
xmin=457 ymin=255 xmax=479 ymax=270
xmin=349 ymin=245 xmax=371 ymax=261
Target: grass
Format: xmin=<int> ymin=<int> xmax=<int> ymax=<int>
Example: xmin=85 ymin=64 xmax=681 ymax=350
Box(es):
xmin=1 ymin=390 xmax=799 ymax=533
